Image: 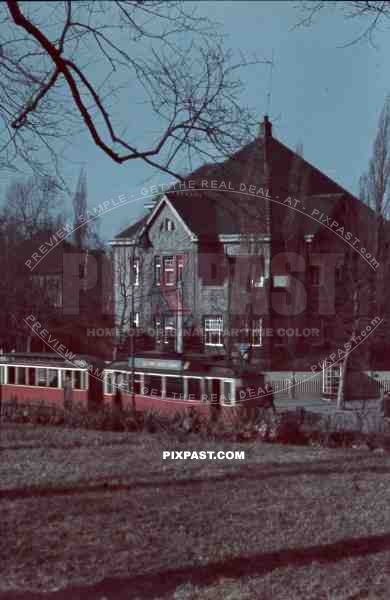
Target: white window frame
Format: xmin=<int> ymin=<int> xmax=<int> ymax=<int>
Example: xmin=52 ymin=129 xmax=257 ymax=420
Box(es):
xmin=131 ymin=312 xmax=139 ymax=328
xmin=250 ymin=318 xmax=263 ymax=347
xmin=166 ymin=218 xmax=175 ymax=232
xmin=204 ymin=316 xmax=223 ymax=347
xmin=177 ymin=255 xmax=184 ymax=281
xmin=252 ymin=275 xmax=265 ymax=288
xmin=163 ymin=256 xmax=175 ymax=286
xmin=154 ymin=256 xmax=162 ymax=285
xmin=163 ymin=316 xmax=176 ymax=343
xmin=132 ymin=257 xmax=140 ymax=286
xmin=249 ymin=257 xmax=266 ymax=288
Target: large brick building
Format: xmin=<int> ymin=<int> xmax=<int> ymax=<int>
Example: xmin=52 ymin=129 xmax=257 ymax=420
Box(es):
xmin=111 ymin=117 xmax=385 ymax=370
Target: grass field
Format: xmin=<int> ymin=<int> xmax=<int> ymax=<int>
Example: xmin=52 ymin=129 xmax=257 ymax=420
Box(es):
xmin=1 ymin=424 xmax=390 ymax=599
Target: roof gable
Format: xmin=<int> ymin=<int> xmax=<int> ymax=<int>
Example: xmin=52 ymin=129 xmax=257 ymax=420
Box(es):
xmin=113 ymin=128 xmax=374 ymax=243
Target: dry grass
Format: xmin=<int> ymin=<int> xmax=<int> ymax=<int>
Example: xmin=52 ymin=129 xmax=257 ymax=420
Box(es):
xmin=1 ymin=424 xmax=390 ymax=599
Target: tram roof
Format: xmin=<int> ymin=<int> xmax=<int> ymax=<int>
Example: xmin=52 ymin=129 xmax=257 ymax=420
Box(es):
xmin=0 ymin=352 xmax=105 ymax=368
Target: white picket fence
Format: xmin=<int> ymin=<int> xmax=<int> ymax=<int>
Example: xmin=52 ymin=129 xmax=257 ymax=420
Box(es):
xmin=264 ymin=372 xmax=322 ymax=398
xmin=264 ymin=370 xmax=390 ymax=399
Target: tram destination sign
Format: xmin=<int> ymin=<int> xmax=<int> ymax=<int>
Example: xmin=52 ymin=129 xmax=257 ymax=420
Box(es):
xmin=130 ymin=357 xmax=184 ymax=371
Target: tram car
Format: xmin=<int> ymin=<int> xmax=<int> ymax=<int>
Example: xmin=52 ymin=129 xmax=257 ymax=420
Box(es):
xmin=0 ymin=353 xmax=105 ymax=409
xmin=0 ymin=352 xmax=273 ymax=418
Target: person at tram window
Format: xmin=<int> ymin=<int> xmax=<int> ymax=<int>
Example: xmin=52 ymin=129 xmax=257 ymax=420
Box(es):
xmin=63 ymin=373 xmax=73 ymax=411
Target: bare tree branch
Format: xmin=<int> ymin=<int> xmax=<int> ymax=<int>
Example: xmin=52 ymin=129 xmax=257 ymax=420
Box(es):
xmin=1 ymin=1 xmax=270 ymax=181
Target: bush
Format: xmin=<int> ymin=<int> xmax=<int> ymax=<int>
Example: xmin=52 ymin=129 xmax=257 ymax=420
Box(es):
xmin=5 ymin=397 xmax=390 ymax=451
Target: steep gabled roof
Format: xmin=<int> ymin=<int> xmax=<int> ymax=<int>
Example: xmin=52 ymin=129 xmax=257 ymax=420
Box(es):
xmin=114 ymin=214 xmax=148 ymax=240
xmin=163 ymin=135 xmax=356 ymax=239
xmin=114 ymin=127 xmax=370 ymax=242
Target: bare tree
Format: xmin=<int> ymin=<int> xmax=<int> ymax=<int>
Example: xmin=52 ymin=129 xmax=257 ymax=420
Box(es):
xmin=0 ymin=174 xmax=66 ymax=349
xmin=1 ymin=1 xmax=269 ymax=180
xmin=296 ymin=1 xmax=390 ymax=45
xmin=2 ymin=175 xmax=66 ymax=240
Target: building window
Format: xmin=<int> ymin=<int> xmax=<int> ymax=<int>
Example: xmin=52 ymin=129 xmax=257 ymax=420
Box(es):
xmin=163 ymin=256 xmax=175 ymax=286
xmin=32 ymin=274 xmax=62 ymax=307
xmin=155 ymin=315 xmax=176 ymax=344
xmin=160 ymin=218 xmax=175 ymax=232
xmin=204 ymin=316 xmax=223 ymax=346
xmin=131 ymin=257 xmax=140 ymax=286
xmin=273 ymin=275 xmax=289 ymax=288
xmin=250 ymin=275 xmax=265 ymax=288
xmin=177 ymin=255 xmax=184 ymax=281
xmin=250 ymin=318 xmax=263 ymax=347
xmin=154 ymin=256 xmax=162 ymax=285
xmin=164 ymin=316 xmax=176 ymax=342
xmin=248 ymin=257 xmax=266 ymax=288
xmin=130 ymin=312 xmax=139 ymax=328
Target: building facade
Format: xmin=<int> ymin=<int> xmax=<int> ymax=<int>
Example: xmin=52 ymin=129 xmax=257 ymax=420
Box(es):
xmin=110 ymin=117 xmax=385 ymax=370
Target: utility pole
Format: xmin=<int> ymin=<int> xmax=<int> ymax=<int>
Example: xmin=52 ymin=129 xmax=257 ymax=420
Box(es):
xmin=129 ymin=243 xmax=136 ymax=411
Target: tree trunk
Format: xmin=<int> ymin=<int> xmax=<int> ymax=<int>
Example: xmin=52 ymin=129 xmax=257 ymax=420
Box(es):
xmin=336 ymin=353 xmax=348 ymax=410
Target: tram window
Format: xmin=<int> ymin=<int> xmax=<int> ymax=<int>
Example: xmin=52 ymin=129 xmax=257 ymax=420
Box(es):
xmin=142 ymin=375 xmax=153 ymax=396
xmin=149 ymin=375 xmax=162 ymax=397
xmin=74 ymin=371 xmax=81 ymax=390
xmin=8 ymin=366 xmax=15 ymax=385
xmin=221 ymin=381 xmax=233 ymax=405
xmin=17 ymin=367 xmax=26 ymax=385
xmin=37 ymin=368 xmax=47 ymax=386
xmin=80 ymin=371 xmax=86 ymax=390
xmin=187 ymin=378 xmax=200 ymax=400
xmin=166 ymin=376 xmax=183 ymax=399
xmin=115 ymin=371 xmax=126 ymax=392
xmin=0 ymin=366 xmax=3 ymax=384
xmin=106 ymin=372 xmax=114 ymax=394
xmin=48 ymin=369 xmax=58 ymax=388
xmin=117 ymin=372 xmax=128 ymax=392
xmin=64 ymin=370 xmax=72 ymax=387
xmin=28 ymin=368 xmax=36 ymax=386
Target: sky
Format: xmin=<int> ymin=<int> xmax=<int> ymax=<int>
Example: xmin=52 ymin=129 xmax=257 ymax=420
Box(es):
xmin=15 ymin=1 xmax=390 ymax=242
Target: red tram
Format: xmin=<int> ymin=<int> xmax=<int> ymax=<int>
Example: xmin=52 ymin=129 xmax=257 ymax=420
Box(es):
xmin=0 ymin=353 xmax=274 ymax=417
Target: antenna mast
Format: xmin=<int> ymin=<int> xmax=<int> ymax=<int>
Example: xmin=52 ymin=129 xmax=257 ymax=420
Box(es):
xmin=266 ymin=49 xmax=275 ymax=115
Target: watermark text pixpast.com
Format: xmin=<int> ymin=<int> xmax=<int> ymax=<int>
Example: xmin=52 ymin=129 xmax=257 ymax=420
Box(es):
xmin=163 ymin=450 xmax=245 ymax=460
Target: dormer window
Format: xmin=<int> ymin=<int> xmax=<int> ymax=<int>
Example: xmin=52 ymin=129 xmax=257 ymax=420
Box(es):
xmin=160 ymin=218 xmax=175 ymax=232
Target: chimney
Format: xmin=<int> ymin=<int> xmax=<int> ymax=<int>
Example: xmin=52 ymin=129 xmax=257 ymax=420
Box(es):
xmin=259 ymin=115 xmax=272 ymax=139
